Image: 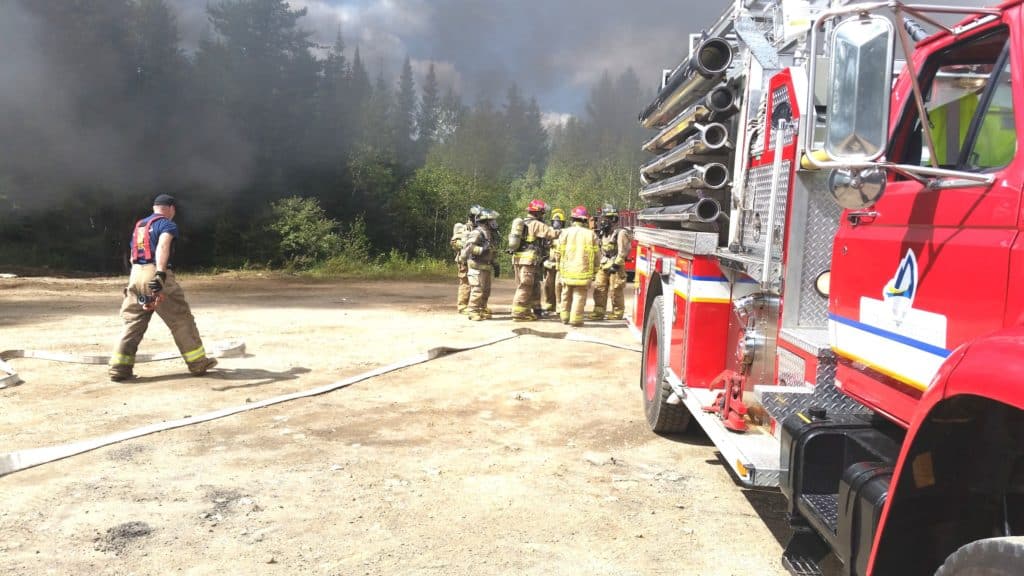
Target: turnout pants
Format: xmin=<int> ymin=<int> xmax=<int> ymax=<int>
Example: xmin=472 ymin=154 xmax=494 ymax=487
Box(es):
xmin=456 ymin=261 xmax=471 ymax=312
xmin=592 ymin=268 xmax=627 ymax=318
xmin=110 ymin=265 xmax=208 ymax=369
xmin=512 ymin=261 xmax=539 ymax=317
xmin=467 ymin=267 xmax=492 ymax=312
xmin=560 ymin=283 xmax=590 ymax=326
xmin=541 ymin=267 xmax=557 ymax=312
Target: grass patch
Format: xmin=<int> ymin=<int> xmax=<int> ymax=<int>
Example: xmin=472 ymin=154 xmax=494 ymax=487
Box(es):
xmin=307 ymin=249 xmax=456 ymax=280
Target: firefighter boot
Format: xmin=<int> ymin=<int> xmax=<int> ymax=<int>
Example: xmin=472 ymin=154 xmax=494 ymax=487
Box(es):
xmin=457 ymin=305 xmax=468 ymax=314
xmin=587 ymin=307 xmax=606 ymax=321
xmin=187 ymin=357 xmax=218 ymax=376
xmin=468 ymin=309 xmax=486 ymax=321
xmin=108 ymin=364 xmax=135 ymax=382
xmin=482 ymin=308 xmax=493 ymax=319
xmin=607 ymin=310 xmax=625 ymax=320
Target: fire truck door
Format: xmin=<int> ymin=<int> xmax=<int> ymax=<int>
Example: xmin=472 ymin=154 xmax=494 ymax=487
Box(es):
xmin=829 ymin=31 xmax=1021 ymax=395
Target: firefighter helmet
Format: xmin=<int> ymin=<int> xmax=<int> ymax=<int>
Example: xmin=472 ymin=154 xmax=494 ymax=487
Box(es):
xmin=468 ymin=204 xmax=482 ymax=220
xmin=551 ymin=208 xmax=566 ymax=222
xmin=527 ymin=199 xmax=548 ymax=214
xmin=600 ymin=203 xmax=619 ymax=219
xmin=477 ymin=209 xmax=499 ymax=221
xmin=571 ymin=206 xmax=589 ymax=220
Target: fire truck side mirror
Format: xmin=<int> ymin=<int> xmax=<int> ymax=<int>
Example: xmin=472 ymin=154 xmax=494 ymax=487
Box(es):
xmin=825 ymin=14 xmax=895 ymax=162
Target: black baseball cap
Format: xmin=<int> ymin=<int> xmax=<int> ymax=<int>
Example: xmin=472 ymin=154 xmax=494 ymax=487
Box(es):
xmin=153 ymin=194 xmax=177 ymax=206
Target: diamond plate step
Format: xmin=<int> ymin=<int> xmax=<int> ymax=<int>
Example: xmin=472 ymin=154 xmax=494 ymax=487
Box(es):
xmin=735 ymin=14 xmax=783 ymax=69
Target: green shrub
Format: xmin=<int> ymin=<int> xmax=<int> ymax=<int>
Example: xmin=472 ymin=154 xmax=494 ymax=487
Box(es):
xmin=268 ymin=196 xmax=342 ymax=268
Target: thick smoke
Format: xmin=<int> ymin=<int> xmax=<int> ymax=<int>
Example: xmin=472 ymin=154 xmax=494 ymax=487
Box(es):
xmin=0 ymin=1 xmax=252 ymax=212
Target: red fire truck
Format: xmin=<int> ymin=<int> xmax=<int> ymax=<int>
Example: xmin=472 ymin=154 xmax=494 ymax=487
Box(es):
xmin=631 ymin=1 xmax=1024 ymax=574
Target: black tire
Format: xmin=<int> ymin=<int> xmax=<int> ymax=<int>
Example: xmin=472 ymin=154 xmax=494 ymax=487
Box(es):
xmin=935 ymin=537 xmax=1024 ymax=576
xmin=641 ymin=295 xmax=692 ymax=433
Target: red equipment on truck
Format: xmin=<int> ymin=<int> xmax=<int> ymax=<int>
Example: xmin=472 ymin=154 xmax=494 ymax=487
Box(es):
xmin=632 ymin=1 xmax=1024 ymax=574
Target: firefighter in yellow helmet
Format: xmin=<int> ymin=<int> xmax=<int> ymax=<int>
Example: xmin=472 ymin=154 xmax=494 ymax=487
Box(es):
xmin=451 ymin=205 xmax=482 ymax=314
xmin=540 ymin=208 xmax=565 ymax=315
xmin=590 ymin=203 xmax=632 ymax=320
xmin=555 ymin=206 xmax=599 ymax=327
xmin=508 ymin=199 xmax=559 ymax=321
xmin=459 ymin=209 xmax=500 ymax=321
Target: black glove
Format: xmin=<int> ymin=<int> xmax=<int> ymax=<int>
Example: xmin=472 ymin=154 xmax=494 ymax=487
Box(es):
xmin=493 ymin=262 xmax=501 ymax=278
xmin=610 ymin=263 xmax=622 ymax=273
xmin=148 ymin=271 xmax=166 ymax=293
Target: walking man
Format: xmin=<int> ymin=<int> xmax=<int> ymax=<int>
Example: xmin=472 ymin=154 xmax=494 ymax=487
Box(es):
xmin=507 ymin=199 xmax=558 ymax=321
xmin=108 ymin=194 xmax=217 ymax=381
xmin=590 ymin=204 xmax=632 ymax=320
xmin=555 ymin=206 xmax=599 ymax=327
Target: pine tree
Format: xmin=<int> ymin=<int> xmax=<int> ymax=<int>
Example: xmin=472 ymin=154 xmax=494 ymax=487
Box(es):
xmin=417 ymin=63 xmax=440 ymax=145
xmin=395 ymin=56 xmax=417 ymax=165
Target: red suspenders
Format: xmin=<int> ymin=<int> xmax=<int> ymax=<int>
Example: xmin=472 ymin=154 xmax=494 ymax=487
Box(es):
xmin=129 ymin=215 xmax=166 ymax=264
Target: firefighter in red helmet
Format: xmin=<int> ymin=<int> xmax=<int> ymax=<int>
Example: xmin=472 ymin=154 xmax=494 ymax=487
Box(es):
xmin=507 ymin=198 xmax=559 ymax=321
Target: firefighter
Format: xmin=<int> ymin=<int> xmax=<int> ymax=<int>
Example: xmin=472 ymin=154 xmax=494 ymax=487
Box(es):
xmin=540 ymin=208 xmax=565 ymax=315
xmin=555 ymin=206 xmax=599 ymax=327
xmin=508 ymin=199 xmax=559 ymax=321
xmin=460 ymin=209 xmax=500 ymax=321
xmin=590 ymin=203 xmax=632 ymax=320
xmin=108 ymin=194 xmax=217 ymax=381
xmin=451 ymin=205 xmax=482 ymax=314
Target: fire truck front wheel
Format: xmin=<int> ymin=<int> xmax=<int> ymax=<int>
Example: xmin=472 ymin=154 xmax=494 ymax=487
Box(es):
xmin=642 ymin=295 xmax=691 ymax=433
xmin=935 ymin=537 xmax=1024 ymax=576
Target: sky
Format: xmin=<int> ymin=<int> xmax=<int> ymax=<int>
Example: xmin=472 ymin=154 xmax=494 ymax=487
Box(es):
xmin=169 ymin=0 xmax=719 ymax=118
xmin=166 ymin=0 xmax=1000 ymax=121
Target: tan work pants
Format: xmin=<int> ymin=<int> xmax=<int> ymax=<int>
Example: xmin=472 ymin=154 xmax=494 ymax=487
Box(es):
xmin=456 ymin=261 xmax=470 ymax=311
xmin=110 ymin=265 xmax=207 ymax=368
xmin=560 ymin=283 xmax=590 ymax=326
xmin=467 ymin=267 xmax=492 ymax=313
xmin=592 ymin=268 xmax=627 ymax=317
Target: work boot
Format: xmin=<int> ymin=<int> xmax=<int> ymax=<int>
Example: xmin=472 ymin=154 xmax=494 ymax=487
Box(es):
xmin=570 ymin=320 xmax=584 ymax=328
xmin=512 ymin=312 xmax=537 ymax=322
xmin=560 ymin=314 xmax=570 ymax=325
xmin=187 ymin=357 xmax=218 ymax=376
xmin=468 ymin=310 xmax=486 ymax=321
xmin=587 ymin=310 xmax=606 ymax=321
xmin=607 ymin=311 xmax=625 ymax=320
xmin=108 ymin=365 xmax=134 ymax=382
xmin=481 ymin=308 xmax=493 ymax=319
xmin=457 ymin=305 xmax=468 ymax=314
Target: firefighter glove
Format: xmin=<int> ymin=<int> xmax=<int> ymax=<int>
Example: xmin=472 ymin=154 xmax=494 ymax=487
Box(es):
xmin=148 ymin=271 xmax=166 ymax=293
xmin=610 ymin=263 xmax=622 ymax=273
xmin=543 ymin=260 xmax=557 ymax=270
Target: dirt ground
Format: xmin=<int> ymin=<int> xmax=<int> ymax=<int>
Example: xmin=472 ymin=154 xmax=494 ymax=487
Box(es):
xmin=1 ymin=274 xmax=791 ymax=575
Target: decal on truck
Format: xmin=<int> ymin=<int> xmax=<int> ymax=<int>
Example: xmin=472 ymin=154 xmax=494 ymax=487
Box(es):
xmin=830 ymin=249 xmax=950 ymax=390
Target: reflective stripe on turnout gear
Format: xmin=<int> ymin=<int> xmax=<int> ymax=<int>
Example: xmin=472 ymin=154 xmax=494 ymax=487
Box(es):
xmin=183 ymin=346 xmax=206 ymax=362
xmin=110 ymin=353 xmax=134 ymax=366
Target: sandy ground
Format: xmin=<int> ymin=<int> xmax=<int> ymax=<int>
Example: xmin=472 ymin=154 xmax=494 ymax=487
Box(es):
xmin=0 ymin=274 xmax=791 ymax=575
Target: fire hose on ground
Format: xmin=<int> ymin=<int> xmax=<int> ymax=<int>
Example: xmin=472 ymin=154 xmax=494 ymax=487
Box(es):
xmin=0 ymin=328 xmax=639 ymax=478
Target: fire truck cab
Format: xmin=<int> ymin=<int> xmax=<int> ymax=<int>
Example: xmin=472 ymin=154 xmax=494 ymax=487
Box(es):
xmin=631 ymin=1 xmax=1024 ymax=574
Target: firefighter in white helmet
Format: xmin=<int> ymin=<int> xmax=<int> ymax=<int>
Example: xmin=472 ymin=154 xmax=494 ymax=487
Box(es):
xmin=460 ymin=209 xmax=500 ymax=321
xmin=590 ymin=203 xmax=632 ymax=320
xmin=451 ymin=205 xmax=482 ymax=314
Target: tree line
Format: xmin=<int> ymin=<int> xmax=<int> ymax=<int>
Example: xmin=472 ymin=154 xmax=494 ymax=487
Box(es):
xmin=0 ymin=0 xmax=653 ymax=273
